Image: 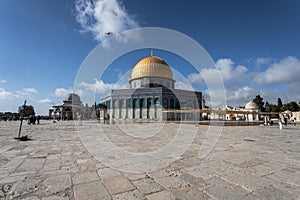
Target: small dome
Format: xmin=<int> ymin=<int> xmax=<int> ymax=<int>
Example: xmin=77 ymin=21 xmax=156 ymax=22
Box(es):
xmin=65 ymin=93 xmax=81 ymax=102
xmin=130 ymin=56 xmax=174 ymax=81
xmin=245 ymin=99 xmax=259 ymax=110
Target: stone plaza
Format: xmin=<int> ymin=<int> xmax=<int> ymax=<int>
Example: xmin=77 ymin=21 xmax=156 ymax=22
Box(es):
xmin=0 ymin=120 xmax=299 ymax=199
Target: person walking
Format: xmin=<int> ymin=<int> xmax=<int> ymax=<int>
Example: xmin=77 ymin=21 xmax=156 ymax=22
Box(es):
xmin=284 ymin=116 xmax=288 ymax=126
xmin=278 ymin=116 xmax=283 ymax=130
xmin=37 ymin=115 xmax=41 ymax=125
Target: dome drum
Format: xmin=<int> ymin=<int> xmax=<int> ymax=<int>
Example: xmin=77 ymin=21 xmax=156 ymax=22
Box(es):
xmin=63 ymin=93 xmax=82 ymax=106
xmin=65 ymin=93 xmax=81 ymax=102
xmin=130 ymin=56 xmax=175 ymax=89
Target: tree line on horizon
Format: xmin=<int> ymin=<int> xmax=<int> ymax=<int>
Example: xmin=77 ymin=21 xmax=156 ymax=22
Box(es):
xmin=0 ymin=104 xmax=35 ymax=121
xmin=253 ymin=95 xmax=300 ymax=113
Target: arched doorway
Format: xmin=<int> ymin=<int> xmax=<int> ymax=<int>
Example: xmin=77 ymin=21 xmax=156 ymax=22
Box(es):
xmin=154 ymin=98 xmax=160 ymax=119
xmin=119 ymin=99 xmax=124 ymax=119
xmin=140 ymin=98 xmax=145 ymax=119
xmin=64 ymin=108 xmax=72 ymax=120
xmin=112 ymin=99 xmax=117 ymax=118
xmin=147 ymin=98 xmax=151 ymax=119
xmin=163 ymin=97 xmax=168 ymax=109
xmin=126 ymin=99 xmax=130 ymax=119
xmin=132 ymin=98 xmax=137 ymax=119
xmin=170 ymin=98 xmax=174 ymax=109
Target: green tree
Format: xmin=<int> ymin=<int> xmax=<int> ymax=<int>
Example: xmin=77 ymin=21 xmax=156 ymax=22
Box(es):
xmin=269 ymin=104 xmax=278 ymax=112
xmin=253 ymin=95 xmax=265 ymax=111
xmin=18 ymin=105 xmax=35 ymax=117
xmin=277 ymin=98 xmax=283 ymax=112
xmin=265 ymin=101 xmax=271 ymax=112
xmin=282 ymin=101 xmax=300 ymax=112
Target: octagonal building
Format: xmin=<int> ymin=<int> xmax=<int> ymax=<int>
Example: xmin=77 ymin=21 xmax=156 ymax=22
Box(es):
xmin=100 ymin=55 xmax=202 ymax=121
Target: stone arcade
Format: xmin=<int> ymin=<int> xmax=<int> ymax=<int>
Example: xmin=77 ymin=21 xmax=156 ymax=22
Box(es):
xmin=49 ymin=93 xmax=96 ymax=120
xmin=100 ymin=55 xmax=203 ymax=121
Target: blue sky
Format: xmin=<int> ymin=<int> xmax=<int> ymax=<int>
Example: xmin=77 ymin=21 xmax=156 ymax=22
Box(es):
xmin=0 ymin=0 xmax=300 ymax=114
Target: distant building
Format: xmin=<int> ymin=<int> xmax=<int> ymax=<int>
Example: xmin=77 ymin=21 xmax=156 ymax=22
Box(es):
xmin=49 ymin=93 xmax=96 ymax=120
xmin=100 ymin=55 xmax=203 ymax=121
xmin=206 ymin=99 xmax=260 ymax=121
xmin=244 ymin=99 xmax=259 ymax=121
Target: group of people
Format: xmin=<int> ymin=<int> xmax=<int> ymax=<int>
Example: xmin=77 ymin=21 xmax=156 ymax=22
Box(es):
xmin=27 ymin=115 xmax=41 ymax=125
xmin=278 ymin=114 xmax=297 ymax=130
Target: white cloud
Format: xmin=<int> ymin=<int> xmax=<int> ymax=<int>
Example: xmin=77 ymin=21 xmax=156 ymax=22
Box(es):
xmin=203 ymin=88 xmax=227 ymax=108
xmin=0 ymin=80 xmax=6 ymax=84
xmin=203 ymin=86 xmax=291 ymax=108
xmin=79 ymin=79 xmax=128 ymax=95
xmin=54 ymin=88 xmax=73 ymax=98
xmin=225 ymin=86 xmax=257 ymax=106
xmin=254 ymin=57 xmax=274 ymax=67
xmin=39 ymin=99 xmax=53 ymax=104
xmin=215 ymin=59 xmax=248 ymax=82
xmin=16 ymin=88 xmax=38 ymax=96
xmin=187 ymin=72 xmax=204 ymax=85
xmin=22 ymin=88 xmax=38 ymax=94
xmin=187 ymin=58 xmax=248 ymax=92
xmin=75 ymin=0 xmax=140 ymax=42
xmin=253 ymin=56 xmax=300 ymax=85
xmin=174 ymin=81 xmax=194 ymax=91
xmin=193 ymin=57 xmax=300 ymax=108
xmin=0 ymin=87 xmax=14 ymax=100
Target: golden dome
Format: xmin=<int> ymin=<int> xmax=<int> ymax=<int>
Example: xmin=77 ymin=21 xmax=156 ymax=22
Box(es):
xmin=130 ymin=56 xmax=174 ymax=81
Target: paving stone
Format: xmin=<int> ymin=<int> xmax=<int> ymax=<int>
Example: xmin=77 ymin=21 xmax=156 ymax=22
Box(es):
xmin=268 ymin=168 xmax=300 ymax=186
xmin=112 ymin=189 xmax=145 ymax=200
xmin=147 ymin=169 xmax=170 ymax=179
xmin=132 ymin=178 xmax=163 ymax=195
xmin=97 ymin=167 xmax=122 ymax=179
xmin=16 ymin=158 xmax=45 ymax=172
xmin=205 ymin=176 xmax=254 ymax=200
xmin=73 ymin=181 xmax=110 ymax=200
xmin=122 ymin=172 xmax=146 ymax=181
xmin=172 ymin=186 xmax=210 ymax=200
xmin=103 ymin=175 xmax=135 ymax=195
xmin=155 ymin=176 xmax=190 ymax=190
xmin=0 ymin=189 xmax=4 ymax=199
xmin=146 ymin=190 xmax=177 ymax=200
xmin=2 ymin=155 xmax=27 ymax=170
xmin=271 ymin=179 xmax=300 ymax=197
xmin=72 ymin=171 xmax=99 ymax=185
xmin=245 ymin=164 xmax=274 ymax=177
xmin=214 ymin=166 xmax=272 ymax=192
xmin=42 ymin=195 xmax=69 ymax=200
xmin=0 ymin=183 xmax=14 ymax=199
xmin=179 ymin=173 xmax=208 ymax=188
xmin=0 ymin=175 xmax=26 ymax=184
xmin=10 ymin=177 xmax=43 ymax=199
xmin=30 ymin=150 xmax=49 ymax=158
xmin=22 ymin=196 xmax=40 ymax=200
xmin=237 ymin=158 xmax=266 ymax=168
xmin=43 ymin=174 xmax=72 ymax=195
xmin=42 ymin=160 xmax=60 ymax=171
xmin=251 ymin=184 xmax=299 ymax=200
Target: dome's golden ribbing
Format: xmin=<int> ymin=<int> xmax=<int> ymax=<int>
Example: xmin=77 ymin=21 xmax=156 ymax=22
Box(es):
xmin=130 ymin=56 xmax=174 ymax=81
